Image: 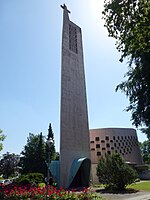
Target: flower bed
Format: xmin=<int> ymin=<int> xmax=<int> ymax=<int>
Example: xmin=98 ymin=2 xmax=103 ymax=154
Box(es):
xmin=0 ymin=184 xmax=103 ymax=199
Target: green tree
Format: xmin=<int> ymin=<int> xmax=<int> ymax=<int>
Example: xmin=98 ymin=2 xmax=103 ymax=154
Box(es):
xmin=139 ymin=140 xmax=150 ymax=164
xmin=102 ymin=0 xmax=150 ymax=137
xmin=46 ymin=123 xmax=57 ymax=161
xmin=21 ymin=133 xmax=47 ymax=175
xmin=0 ymin=129 xmax=6 ymax=152
xmin=97 ymin=154 xmax=138 ymax=191
xmin=0 ymin=152 xmax=20 ymax=179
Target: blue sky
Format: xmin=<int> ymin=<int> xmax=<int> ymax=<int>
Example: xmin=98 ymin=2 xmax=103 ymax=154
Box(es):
xmin=0 ymin=0 xmax=147 ymax=155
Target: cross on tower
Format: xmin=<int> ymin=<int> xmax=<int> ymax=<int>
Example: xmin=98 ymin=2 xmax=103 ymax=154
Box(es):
xmin=60 ymin=4 xmax=71 ymax=14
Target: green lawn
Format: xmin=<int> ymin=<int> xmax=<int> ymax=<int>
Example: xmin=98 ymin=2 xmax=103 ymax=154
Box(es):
xmin=127 ymin=181 xmax=150 ymax=191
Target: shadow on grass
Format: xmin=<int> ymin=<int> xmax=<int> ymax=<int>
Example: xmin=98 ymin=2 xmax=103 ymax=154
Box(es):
xmin=95 ymin=188 xmax=139 ymax=194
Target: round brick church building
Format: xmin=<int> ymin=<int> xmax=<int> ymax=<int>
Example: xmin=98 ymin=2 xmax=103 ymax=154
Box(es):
xmin=89 ymin=128 xmax=143 ymax=183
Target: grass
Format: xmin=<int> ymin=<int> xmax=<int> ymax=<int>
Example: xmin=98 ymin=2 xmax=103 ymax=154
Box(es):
xmin=127 ymin=181 xmax=150 ymax=191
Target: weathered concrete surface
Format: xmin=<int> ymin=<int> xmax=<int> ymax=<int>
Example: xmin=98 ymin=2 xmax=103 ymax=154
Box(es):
xmin=60 ymin=5 xmax=90 ymax=188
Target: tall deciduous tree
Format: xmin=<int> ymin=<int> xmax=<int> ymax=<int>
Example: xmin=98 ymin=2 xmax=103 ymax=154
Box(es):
xmin=0 ymin=129 xmax=6 ymax=152
xmin=139 ymin=140 xmax=150 ymax=164
xmin=102 ymin=0 xmax=150 ymax=137
xmin=0 ymin=152 xmax=20 ymax=179
xmin=21 ymin=133 xmax=47 ymax=175
xmin=21 ymin=125 xmax=58 ymax=175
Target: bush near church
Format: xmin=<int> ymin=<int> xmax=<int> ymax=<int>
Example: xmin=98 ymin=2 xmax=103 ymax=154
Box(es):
xmin=14 ymin=173 xmax=44 ymax=185
xmin=97 ymin=153 xmax=138 ymax=191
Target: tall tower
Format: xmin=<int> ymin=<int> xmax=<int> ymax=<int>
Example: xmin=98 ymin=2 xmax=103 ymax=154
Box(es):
xmin=60 ymin=4 xmax=91 ymax=188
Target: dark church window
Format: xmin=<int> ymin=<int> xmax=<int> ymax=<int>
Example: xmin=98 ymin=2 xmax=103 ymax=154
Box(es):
xmin=69 ymin=24 xmax=78 ymax=53
xmin=95 ymin=137 xmax=99 ymax=141
xmin=106 ymin=143 xmax=110 ymax=148
xmin=106 ymin=136 xmax=109 ymax=140
xmin=91 ymin=148 xmax=95 ymax=151
xmin=96 ymin=144 xmax=100 ymax=148
xmin=97 ymin=152 xmax=101 ymax=156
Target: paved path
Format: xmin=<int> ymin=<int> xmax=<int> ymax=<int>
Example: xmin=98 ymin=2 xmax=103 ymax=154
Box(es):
xmin=97 ymin=191 xmax=150 ymax=200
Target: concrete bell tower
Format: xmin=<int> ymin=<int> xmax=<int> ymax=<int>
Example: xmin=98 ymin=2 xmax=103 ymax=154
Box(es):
xmin=59 ymin=4 xmax=91 ymax=188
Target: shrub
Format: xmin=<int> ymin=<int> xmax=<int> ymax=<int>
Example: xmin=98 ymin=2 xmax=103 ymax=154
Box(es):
xmin=15 ymin=173 xmax=44 ymax=185
xmin=97 ymin=153 xmax=138 ymax=191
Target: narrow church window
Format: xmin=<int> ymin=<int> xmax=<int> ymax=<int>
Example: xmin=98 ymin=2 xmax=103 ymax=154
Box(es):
xmin=95 ymin=137 xmax=100 ymax=141
xmin=106 ymin=136 xmax=109 ymax=140
xmin=69 ymin=24 xmax=78 ymax=53
xmin=106 ymin=143 xmax=110 ymax=148
xmin=97 ymin=152 xmax=101 ymax=156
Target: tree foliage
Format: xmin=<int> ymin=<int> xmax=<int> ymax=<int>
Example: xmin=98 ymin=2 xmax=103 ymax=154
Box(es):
xmin=21 ymin=125 xmax=57 ymax=175
xmin=21 ymin=132 xmax=47 ymax=175
xmin=97 ymin=154 xmax=138 ymax=191
xmin=15 ymin=173 xmax=44 ymax=185
xmin=46 ymin=123 xmax=56 ymax=161
xmin=0 ymin=152 xmax=20 ymax=179
xmin=139 ymin=140 xmax=150 ymax=164
xmin=0 ymin=129 xmax=6 ymax=152
xmin=102 ymin=0 xmax=150 ymax=136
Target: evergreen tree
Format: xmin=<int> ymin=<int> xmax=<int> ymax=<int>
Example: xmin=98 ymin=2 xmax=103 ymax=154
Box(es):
xmin=97 ymin=154 xmax=138 ymax=191
xmin=46 ymin=123 xmax=56 ymax=161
